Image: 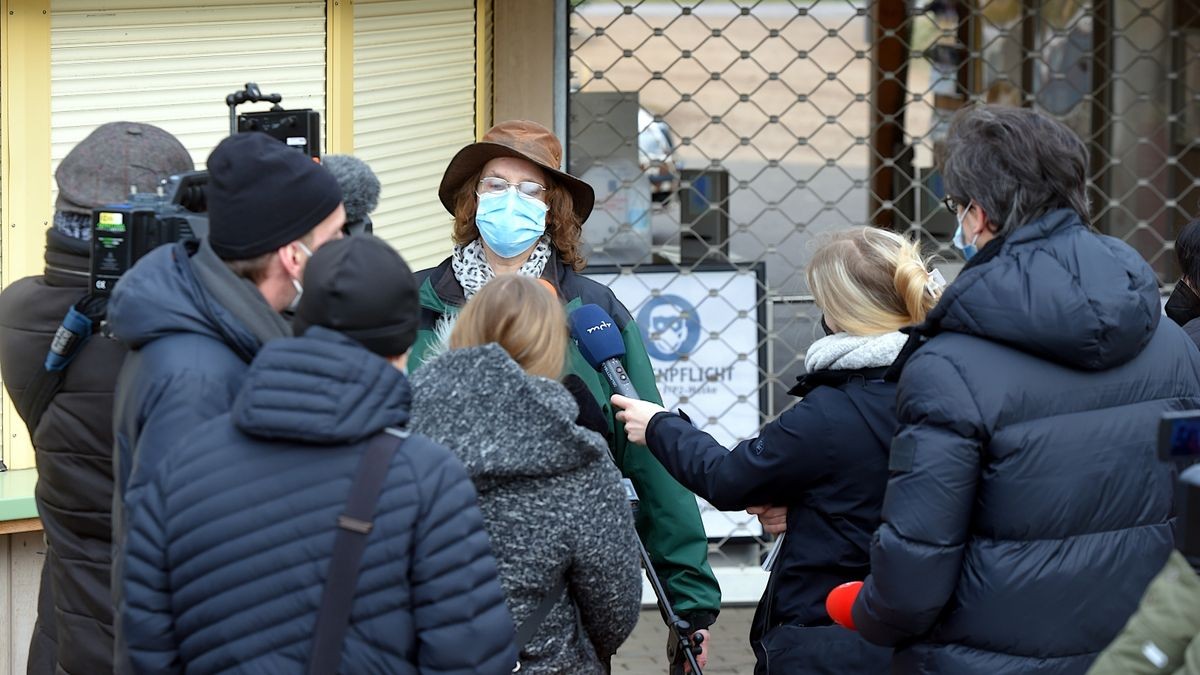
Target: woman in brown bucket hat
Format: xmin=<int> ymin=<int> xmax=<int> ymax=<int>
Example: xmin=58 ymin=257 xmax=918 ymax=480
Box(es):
xmin=406 ymin=120 xmax=722 ymax=672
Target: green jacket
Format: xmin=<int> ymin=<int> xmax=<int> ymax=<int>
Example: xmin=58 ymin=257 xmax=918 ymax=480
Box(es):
xmin=409 ymin=253 xmax=721 ymax=626
xmin=1088 ymin=551 xmax=1200 ymax=675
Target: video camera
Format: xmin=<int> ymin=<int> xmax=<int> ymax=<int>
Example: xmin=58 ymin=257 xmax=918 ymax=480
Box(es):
xmin=89 ymin=172 xmax=210 ymax=294
xmin=88 ymin=82 xmax=321 ymax=295
xmin=1157 ymin=411 xmax=1200 ymax=558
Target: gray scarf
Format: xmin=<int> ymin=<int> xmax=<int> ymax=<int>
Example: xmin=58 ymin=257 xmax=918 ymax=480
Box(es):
xmin=804 ymin=331 xmax=907 ymax=373
xmin=190 ymin=238 xmax=292 ymax=347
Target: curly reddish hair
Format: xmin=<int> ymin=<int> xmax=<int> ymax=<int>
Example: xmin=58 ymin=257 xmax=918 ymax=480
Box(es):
xmin=450 ymin=168 xmax=586 ymax=271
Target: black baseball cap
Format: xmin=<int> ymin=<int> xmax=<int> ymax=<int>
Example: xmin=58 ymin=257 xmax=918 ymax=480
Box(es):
xmin=293 ymin=235 xmax=419 ymax=357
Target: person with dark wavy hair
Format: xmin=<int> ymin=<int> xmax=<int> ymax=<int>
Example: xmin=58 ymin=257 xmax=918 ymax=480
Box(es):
xmin=406 ymin=120 xmax=722 ymax=672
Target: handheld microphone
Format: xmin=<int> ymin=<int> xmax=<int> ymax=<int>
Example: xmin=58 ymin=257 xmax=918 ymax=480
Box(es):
xmin=569 ymin=303 xmax=705 ymax=673
xmin=568 ymin=304 xmax=640 ymax=400
xmin=322 ymin=154 xmax=380 ymax=236
xmin=826 ymin=581 xmax=863 ymax=631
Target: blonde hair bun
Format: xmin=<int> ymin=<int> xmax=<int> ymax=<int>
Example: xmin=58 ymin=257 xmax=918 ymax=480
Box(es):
xmin=807 ymin=227 xmax=942 ymax=336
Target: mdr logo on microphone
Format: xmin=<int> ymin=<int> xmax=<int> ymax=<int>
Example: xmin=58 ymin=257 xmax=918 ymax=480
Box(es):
xmin=586 ymin=263 xmax=766 ymax=540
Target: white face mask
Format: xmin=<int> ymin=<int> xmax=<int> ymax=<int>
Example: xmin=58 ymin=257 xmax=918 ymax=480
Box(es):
xmin=287 ymin=241 xmax=314 ymax=312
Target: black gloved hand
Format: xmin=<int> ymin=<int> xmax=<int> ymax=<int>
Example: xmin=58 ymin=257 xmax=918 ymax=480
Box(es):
xmin=563 ymin=374 xmax=612 ymax=443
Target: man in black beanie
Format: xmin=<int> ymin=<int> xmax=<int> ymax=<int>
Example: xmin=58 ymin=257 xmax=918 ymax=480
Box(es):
xmin=120 ymin=235 xmax=518 ymax=674
xmin=0 ymin=121 xmax=193 ymax=675
xmin=107 ymin=131 xmax=345 ymax=670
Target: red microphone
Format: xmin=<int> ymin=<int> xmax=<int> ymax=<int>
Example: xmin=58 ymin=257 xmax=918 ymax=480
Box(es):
xmin=826 ymin=581 xmax=863 ymax=630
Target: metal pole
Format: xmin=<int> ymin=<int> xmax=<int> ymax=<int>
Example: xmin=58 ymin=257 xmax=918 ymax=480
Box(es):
xmin=634 ymin=521 xmax=703 ymax=674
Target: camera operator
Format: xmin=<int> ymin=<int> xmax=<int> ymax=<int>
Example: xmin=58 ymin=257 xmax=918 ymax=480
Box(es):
xmin=121 ymin=235 xmax=517 ymax=674
xmin=108 ymin=131 xmax=345 ymax=664
xmin=1165 ymin=217 xmax=1200 ymax=351
xmin=0 ymin=121 xmax=192 ymax=675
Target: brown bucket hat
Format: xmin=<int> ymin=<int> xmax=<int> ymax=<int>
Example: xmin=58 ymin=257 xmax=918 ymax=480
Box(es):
xmin=439 ymin=120 xmax=595 ymax=223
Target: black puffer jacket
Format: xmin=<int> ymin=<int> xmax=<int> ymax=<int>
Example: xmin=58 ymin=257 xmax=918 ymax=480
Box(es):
xmin=0 ymin=230 xmax=123 ymax=674
xmin=852 ymin=210 xmax=1200 ymax=674
xmin=646 ymin=364 xmax=894 ymax=674
xmin=123 ymin=329 xmax=516 ymax=674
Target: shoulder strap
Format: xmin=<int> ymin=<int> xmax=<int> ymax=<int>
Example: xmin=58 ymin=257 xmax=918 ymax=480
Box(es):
xmin=15 ymin=293 xmax=107 ymax=433
xmin=513 ymin=577 xmax=568 ymax=658
xmin=308 ymin=427 xmax=409 ymax=675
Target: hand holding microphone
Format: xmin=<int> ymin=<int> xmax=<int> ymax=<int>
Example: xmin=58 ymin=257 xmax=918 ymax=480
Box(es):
xmin=611 ymin=395 xmax=665 ymax=445
xmin=826 ymin=581 xmax=863 ymax=631
xmin=565 ymin=304 xmax=671 ymax=444
xmin=567 ymin=303 xmax=706 ymax=675
xmin=568 ymin=304 xmax=642 ymax=399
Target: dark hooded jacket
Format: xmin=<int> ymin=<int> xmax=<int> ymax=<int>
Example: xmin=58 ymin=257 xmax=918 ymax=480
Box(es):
xmin=852 ymin=210 xmax=1200 ymax=674
xmin=645 ymin=363 xmax=894 ymax=674
xmin=409 ymin=344 xmax=642 ymax=674
xmin=109 ymin=239 xmax=289 ymax=540
xmin=108 ymin=238 xmax=291 ymax=670
xmin=122 ymin=328 xmax=516 ymax=674
xmin=0 ymin=229 xmax=123 ymax=674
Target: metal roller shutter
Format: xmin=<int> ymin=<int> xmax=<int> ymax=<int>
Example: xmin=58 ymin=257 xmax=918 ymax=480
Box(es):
xmin=354 ymin=0 xmax=476 ymax=269
xmin=50 ymin=0 xmax=327 ymax=204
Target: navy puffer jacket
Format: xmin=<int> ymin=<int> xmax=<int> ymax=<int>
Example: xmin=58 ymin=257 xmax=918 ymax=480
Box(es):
xmin=852 ymin=210 xmax=1200 ymax=674
xmin=122 ymin=328 xmax=517 ymax=674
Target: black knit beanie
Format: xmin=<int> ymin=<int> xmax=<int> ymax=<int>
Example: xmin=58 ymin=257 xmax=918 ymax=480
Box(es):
xmin=206 ymin=132 xmax=343 ymax=260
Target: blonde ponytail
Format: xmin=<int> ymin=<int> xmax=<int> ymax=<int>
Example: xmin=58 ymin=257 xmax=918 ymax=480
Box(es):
xmin=807 ymin=227 xmax=941 ymax=336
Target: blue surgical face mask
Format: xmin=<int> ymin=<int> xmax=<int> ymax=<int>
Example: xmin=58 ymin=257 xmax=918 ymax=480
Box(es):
xmin=952 ymin=203 xmax=980 ymax=260
xmin=475 ymin=190 xmax=548 ymax=259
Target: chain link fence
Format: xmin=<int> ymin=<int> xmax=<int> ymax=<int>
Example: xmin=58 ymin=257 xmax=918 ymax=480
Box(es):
xmin=566 ymin=0 xmax=1200 ymax=577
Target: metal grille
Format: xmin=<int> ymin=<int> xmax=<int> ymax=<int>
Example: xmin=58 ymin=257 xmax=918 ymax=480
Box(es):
xmin=567 ymin=0 xmax=1200 ymax=571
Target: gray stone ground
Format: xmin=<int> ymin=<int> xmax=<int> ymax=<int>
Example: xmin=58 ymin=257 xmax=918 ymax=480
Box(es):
xmin=611 ymin=606 xmax=757 ymax=674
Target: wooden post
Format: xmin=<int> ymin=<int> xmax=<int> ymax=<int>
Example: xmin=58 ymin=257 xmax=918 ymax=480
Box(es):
xmin=492 ymin=0 xmax=556 ymax=128
xmin=869 ymin=0 xmax=911 ymax=230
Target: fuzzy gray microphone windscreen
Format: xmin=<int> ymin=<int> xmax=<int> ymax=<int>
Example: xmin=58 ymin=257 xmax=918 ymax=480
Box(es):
xmin=322 ymin=154 xmax=381 ymax=224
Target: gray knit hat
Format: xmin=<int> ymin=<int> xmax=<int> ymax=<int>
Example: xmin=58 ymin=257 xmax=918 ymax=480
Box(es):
xmin=55 ymin=122 xmax=193 ymax=215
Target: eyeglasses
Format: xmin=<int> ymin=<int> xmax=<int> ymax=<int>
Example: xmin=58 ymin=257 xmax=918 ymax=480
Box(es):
xmin=477 ymin=176 xmax=547 ymax=199
xmin=942 ymin=195 xmax=967 ymax=214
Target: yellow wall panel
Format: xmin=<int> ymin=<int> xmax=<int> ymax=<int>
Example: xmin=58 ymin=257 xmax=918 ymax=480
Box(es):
xmin=2 ymin=0 xmax=52 ymax=470
xmin=354 ymin=0 xmax=476 ymax=269
xmin=50 ymin=0 xmax=328 ymax=195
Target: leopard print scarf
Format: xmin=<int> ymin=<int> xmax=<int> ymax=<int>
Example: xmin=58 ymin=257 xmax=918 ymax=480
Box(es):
xmin=451 ymin=236 xmax=553 ymax=300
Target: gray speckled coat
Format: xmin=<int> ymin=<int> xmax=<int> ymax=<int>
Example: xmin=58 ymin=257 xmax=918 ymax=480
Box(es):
xmin=410 ymin=344 xmax=642 ymax=674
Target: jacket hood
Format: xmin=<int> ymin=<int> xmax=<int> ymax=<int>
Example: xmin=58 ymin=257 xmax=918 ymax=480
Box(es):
xmin=409 ymin=343 xmax=604 ymax=489
xmin=928 ymin=209 xmax=1160 ymax=370
xmin=232 ymin=327 xmax=411 ymax=444
xmin=107 ymin=242 xmax=260 ymax=361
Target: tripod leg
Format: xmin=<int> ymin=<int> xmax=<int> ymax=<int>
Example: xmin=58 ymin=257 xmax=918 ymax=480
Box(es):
xmin=636 ymin=534 xmax=703 ymax=674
